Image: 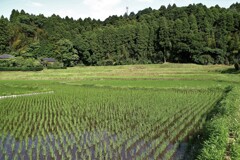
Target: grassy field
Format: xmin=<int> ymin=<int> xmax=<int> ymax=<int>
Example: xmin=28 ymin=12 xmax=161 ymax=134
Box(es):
xmin=0 ymin=63 xmax=239 ymax=159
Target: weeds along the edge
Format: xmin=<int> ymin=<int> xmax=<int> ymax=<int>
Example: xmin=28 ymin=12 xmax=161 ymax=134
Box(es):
xmin=197 ymin=86 xmax=240 ymax=160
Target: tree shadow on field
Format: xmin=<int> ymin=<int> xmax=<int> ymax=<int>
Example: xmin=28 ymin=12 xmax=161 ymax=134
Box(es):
xmin=182 ymin=87 xmax=232 ymax=160
xmin=220 ymin=68 xmax=240 ymax=74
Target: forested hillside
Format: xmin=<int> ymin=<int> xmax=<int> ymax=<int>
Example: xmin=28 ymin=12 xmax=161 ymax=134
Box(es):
xmin=1 ymin=3 xmax=240 ymax=67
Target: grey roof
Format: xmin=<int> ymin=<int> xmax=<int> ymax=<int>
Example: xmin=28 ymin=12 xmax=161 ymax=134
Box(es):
xmin=0 ymin=54 xmax=14 ymax=59
xmin=42 ymin=58 xmax=56 ymax=62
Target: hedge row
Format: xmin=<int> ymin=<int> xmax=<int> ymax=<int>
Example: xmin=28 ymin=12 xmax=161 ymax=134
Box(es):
xmin=46 ymin=66 xmax=67 ymax=69
xmin=197 ymin=86 xmax=240 ymax=160
xmin=0 ymin=67 xmax=44 ymax=71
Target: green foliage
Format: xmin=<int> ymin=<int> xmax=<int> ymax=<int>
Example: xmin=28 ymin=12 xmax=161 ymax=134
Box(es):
xmin=46 ymin=66 xmax=66 ymax=69
xmin=197 ymin=87 xmax=240 ymax=160
xmin=234 ymin=63 xmax=240 ymax=70
xmin=0 ymin=67 xmax=43 ymax=71
xmin=2 ymin=3 xmax=240 ymax=68
xmin=158 ymin=17 xmax=171 ymax=63
xmin=0 ymin=16 xmax=11 ymax=54
xmin=0 ymin=59 xmax=12 ymax=67
xmin=197 ymin=118 xmax=228 ymax=160
xmin=0 ymin=56 xmax=42 ymax=68
xmin=54 ymin=39 xmax=79 ymax=67
xmin=193 ymin=55 xmax=215 ymax=65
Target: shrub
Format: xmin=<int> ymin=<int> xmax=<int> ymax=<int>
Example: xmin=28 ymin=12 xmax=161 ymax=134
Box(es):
xmin=234 ymin=63 xmax=240 ymax=71
xmin=47 ymin=66 xmax=67 ymax=69
xmin=0 ymin=59 xmax=12 ymax=67
xmin=193 ymin=55 xmax=215 ymax=65
xmin=0 ymin=67 xmax=43 ymax=71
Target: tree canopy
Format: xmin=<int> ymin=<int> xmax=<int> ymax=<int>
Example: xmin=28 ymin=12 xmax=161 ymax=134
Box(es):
xmin=1 ymin=3 xmax=240 ymax=66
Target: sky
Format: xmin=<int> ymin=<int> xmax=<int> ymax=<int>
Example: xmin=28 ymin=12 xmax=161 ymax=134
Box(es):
xmin=0 ymin=0 xmax=240 ymax=20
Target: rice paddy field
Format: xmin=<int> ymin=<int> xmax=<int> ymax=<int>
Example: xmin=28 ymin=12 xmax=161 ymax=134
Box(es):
xmin=0 ymin=63 xmax=239 ymax=160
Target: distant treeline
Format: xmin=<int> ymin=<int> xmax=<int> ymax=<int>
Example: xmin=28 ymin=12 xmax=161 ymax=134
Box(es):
xmin=1 ymin=3 xmax=240 ymax=67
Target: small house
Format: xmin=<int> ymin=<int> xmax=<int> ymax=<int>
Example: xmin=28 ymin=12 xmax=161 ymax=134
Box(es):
xmin=0 ymin=54 xmax=14 ymax=59
xmin=42 ymin=58 xmax=56 ymax=63
xmin=41 ymin=58 xmax=58 ymax=67
xmin=0 ymin=54 xmax=15 ymax=67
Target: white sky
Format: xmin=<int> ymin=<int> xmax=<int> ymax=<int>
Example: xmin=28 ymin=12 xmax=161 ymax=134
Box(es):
xmin=0 ymin=0 xmax=239 ymax=20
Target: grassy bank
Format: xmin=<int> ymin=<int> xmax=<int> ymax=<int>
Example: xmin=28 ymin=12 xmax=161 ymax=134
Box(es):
xmin=195 ymin=86 xmax=240 ymax=160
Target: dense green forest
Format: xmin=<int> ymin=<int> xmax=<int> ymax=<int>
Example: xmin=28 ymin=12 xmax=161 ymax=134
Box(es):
xmin=1 ymin=3 xmax=240 ymax=67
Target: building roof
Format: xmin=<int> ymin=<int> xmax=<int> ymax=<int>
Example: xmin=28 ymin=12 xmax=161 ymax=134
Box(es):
xmin=42 ymin=58 xmax=56 ymax=62
xmin=0 ymin=54 xmax=14 ymax=59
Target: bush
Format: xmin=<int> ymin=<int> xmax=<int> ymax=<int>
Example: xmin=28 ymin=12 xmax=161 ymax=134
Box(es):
xmin=0 ymin=67 xmax=43 ymax=71
xmin=0 ymin=59 xmax=12 ymax=67
xmin=234 ymin=63 xmax=240 ymax=71
xmin=46 ymin=66 xmax=67 ymax=69
xmin=193 ymin=55 xmax=215 ymax=65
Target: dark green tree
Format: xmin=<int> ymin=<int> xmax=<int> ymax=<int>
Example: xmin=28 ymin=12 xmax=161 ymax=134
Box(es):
xmin=0 ymin=16 xmax=11 ymax=54
xmin=54 ymin=39 xmax=79 ymax=66
xmin=158 ymin=17 xmax=171 ymax=63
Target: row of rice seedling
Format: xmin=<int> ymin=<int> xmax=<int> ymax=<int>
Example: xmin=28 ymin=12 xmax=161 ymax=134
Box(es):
xmin=139 ymin=94 xmax=217 ymax=160
xmin=0 ymin=85 xmax=224 ymax=159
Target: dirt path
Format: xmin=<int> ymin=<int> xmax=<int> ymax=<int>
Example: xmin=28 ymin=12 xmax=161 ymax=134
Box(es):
xmin=0 ymin=91 xmax=54 ymax=99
